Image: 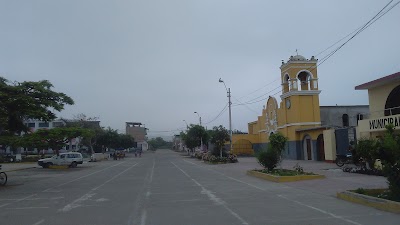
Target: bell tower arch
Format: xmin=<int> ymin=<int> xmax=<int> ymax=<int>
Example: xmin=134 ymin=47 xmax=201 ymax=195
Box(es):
xmin=279 ymin=55 xmax=322 ymax=130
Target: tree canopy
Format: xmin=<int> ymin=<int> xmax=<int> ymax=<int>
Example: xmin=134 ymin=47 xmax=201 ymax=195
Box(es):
xmin=210 ymin=125 xmax=230 ymax=157
xmin=21 ymin=127 xmax=93 ymax=155
xmin=0 ymin=77 xmax=74 ymax=134
xmin=95 ymin=128 xmax=135 ymax=152
xmin=148 ymin=137 xmax=170 ymax=149
xmin=181 ymin=124 xmax=209 ymax=151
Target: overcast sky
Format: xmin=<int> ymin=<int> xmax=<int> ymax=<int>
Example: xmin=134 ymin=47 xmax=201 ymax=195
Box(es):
xmin=1 ymin=0 xmax=399 ymax=138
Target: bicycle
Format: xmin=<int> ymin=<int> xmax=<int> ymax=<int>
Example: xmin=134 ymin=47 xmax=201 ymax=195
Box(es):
xmin=0 ymin=165 xmax=7 ymax=186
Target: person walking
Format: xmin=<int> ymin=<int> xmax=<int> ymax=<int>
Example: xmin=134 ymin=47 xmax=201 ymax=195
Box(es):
xmin=135 ymin=148 xmax=142 ymax=157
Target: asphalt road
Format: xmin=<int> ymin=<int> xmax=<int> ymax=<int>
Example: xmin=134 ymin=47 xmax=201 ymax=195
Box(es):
xmin=0 ymin=149 xmax=399 ymax=225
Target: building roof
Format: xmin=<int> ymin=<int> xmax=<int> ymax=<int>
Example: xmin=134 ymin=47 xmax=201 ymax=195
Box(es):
xmin=295 ymin=125 xmax=331 ymax=132
xmin=355 ymin=71 xmax=400 ymax=90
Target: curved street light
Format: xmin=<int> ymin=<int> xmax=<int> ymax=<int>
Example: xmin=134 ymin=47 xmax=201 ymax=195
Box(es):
xmin=194 ymin=111 xmax=203 ymax=151
xmin=219 ymin=78 xmax=232 ymax=153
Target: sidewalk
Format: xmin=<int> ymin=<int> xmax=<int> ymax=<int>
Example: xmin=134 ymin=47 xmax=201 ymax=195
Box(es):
xmin=218 ymin=157 xmax=388 ymax=197
xmin=1 ymin=162 xmax=37 ymax=172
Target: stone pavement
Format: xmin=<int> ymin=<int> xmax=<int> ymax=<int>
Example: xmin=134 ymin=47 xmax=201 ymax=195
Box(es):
xmin=210 ymin=157 xmax=388 ymax=197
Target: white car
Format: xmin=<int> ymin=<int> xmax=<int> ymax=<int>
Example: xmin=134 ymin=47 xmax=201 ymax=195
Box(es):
xmin=38 ymin=152 xmax=83 ymax=168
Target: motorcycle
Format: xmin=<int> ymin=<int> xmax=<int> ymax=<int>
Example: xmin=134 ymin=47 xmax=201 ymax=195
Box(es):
xmin=335 ymin=153 xmax=353 ymax=167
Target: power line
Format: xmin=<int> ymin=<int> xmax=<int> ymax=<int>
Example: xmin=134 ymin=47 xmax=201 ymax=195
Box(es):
xmin=316 ymin=0 xmax=398 ymax=69
xmin=233 ymin=85 xmax=281 ymax=106
xmin=232 ymin=96 xmax=260 ymax=115
xmin=203 ymin=103 xmax=228 ymax=125
xmin=236 ymin=77 xmax=280 ymax=100
xmin=219 ymin=1 xmax=399 ymax=112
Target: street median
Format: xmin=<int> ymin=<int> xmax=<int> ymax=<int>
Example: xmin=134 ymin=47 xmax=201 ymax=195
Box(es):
xmin=247 ymin=170 xmax=325 ymax=182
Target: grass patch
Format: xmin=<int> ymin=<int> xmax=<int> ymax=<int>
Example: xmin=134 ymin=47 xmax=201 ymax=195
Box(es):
xmin=350 ymin=188 xmax=399 ymax=202
xmin=254 ymin=169 xmax=316 ymax=176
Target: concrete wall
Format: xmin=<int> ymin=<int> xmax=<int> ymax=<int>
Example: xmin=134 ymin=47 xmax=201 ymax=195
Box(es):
xmin=323 ymin=129 xmax=337 ymax=161
xmin=320 ymin=105 xmax=369 ymax=128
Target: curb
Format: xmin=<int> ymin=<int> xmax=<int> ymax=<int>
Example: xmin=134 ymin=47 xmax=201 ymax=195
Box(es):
xmin=3 ymin=167 xmax=37 ymax=172
xmin=247 ymin=170 xmax=325 ymax=182
xmin=337 ymin=191 xmax=400 ymax=214
xmin=48 ymin=165 xmax=69 ymax=169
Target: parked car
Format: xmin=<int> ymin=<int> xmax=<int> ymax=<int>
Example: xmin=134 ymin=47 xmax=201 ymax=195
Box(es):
xmin=38 ymin=152 xmax=83 ymax=168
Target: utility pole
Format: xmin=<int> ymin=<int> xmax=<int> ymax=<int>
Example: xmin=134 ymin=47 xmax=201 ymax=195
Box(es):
xmin=194 ymin=112 xmax=203 ymax=151
xmin=228 ymin=88 xmax=232 ymax=153
xmin=219 ymin=78 xmax=233 ymax=153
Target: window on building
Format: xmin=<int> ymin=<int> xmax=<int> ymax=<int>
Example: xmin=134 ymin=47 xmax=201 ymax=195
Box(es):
xmin=356 ymin=113 xmax=364 ymax=125
xmin=384 ymin=85 xmax=400 ymax=116
xmin=27 ymin=123 xmax=35 ymax=128
xmin=38 ymin=122 xmax=49 ymax=128
xmin=342 ymin=114 xmax=349 ymax=127
xmin=52 ymin=122 xmax=64 ymax=127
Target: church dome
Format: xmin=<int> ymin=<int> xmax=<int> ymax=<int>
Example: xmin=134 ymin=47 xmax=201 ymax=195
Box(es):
xmin=291 ymin=55 xmax=306 ymax=61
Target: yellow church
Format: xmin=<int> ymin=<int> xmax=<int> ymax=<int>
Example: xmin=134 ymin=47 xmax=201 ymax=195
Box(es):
xmin=232 ymin=55 xmax=328 ymax=161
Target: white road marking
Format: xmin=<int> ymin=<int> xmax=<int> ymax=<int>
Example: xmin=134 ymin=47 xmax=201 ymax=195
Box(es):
xmin=140 ymin=209 xmax=147 ymax=225
xmin=92 ymin=163 xmax=138 ymax=191
xmin=183 ymin=159 xmax=266 ymax=191
xmin=150 ymin=159 xmax=155 ymax=183
xmin=278 ymin=195 xmax=362 ymax=225
xmin=44 ymin=161 xmax=126 ymax=192
xmin=7 ymin=207 xmax=49 ymax=210
xmin=0 ymin=203 xmax=10 ymax=208
xmin=171 ymin=161 xmax=249 ymax=225
xmin=60 ymin=162 xmax=138 ymax=212
xmin=183 ymin=159 xmax=366 ymax=224
xmin=60 ymin=193 xmax=96 ymax=212
xmin=146 ymin=191 xmax=151 ymax=198
xmin=32 ymin=219 xmax=45 ymax=225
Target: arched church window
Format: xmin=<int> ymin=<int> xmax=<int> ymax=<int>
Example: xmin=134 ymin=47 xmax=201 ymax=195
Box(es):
xmin=384 ymin=85 xmax=400 ymax=116
xmin=342 ymin=114 xmax=349 ymax=127
xmin=283 ymin=74 xmax=290 ymax=92
xmin=298 ymin=71 xmax=311 ymax=91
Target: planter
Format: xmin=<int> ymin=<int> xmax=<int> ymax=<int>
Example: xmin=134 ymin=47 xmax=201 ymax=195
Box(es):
xmin=337 ymin=191 xmax=400 ymax=214
xmin=247 ymin=170 xmax=325 ymax=182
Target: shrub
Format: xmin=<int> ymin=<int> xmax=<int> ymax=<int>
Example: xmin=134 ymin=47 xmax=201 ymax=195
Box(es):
xmin=378 ymin=124 xmax=400 ymax=201
xmin=355 ymin=138 xmax=379 ymax=169
xmin=256 ymin=133 xmax=288 ymax=171
xmin=256 ymin=150 xmax=279 ymax=172
xmin=293 ymin=163 xmax=304 ymax=174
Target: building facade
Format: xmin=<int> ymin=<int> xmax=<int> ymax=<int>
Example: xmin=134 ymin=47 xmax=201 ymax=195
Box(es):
xmin=356 ymin=72 xmax=400 ymax=138
xmin=231 ymin=55 xmax=369 ymax=161
xmin=126 ymin=122 xmax=148 ymax=150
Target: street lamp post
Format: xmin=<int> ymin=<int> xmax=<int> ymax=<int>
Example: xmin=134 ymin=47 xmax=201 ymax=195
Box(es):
xmin=194 ymin=112 xmax=203 ymax=151
xmin=183 ymin=120 xmax=188 ymax=129
xmin=219 ymin=78 xmax=232 ymax=153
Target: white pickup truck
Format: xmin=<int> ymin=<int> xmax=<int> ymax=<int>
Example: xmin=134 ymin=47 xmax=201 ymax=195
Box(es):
xmin=38 ymin=152 xmax=83 ymax=168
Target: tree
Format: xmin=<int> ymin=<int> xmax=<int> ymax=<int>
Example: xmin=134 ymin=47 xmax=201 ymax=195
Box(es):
xmin=379 ymin=124 xmax=400 ymax=201
xmin=64 ymin=113 xmax=102 ymax=153
xmin=148 ymin=137 xmax=169 ymax=149
xmin=22 ymin=127 xmax=93 ymax=155
xmin=355 ymin=138 xmax=379 ymax=169
xmin=181 ymin=125 xmax=209 ymax=153
xmin=0 ymin=77 xmax=74 ymax=135
xmin=210 ymin=125 xmax=230 ymax=157
xmin=232 ymin=129 xmax=248 ymax=134
xmin=95 ymin=128 xmax=135 ymax=151
xmin=257 ymin=132 xmax=288 ymax=171
xmin=269 ymin=132 xmax=288 ymax=166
